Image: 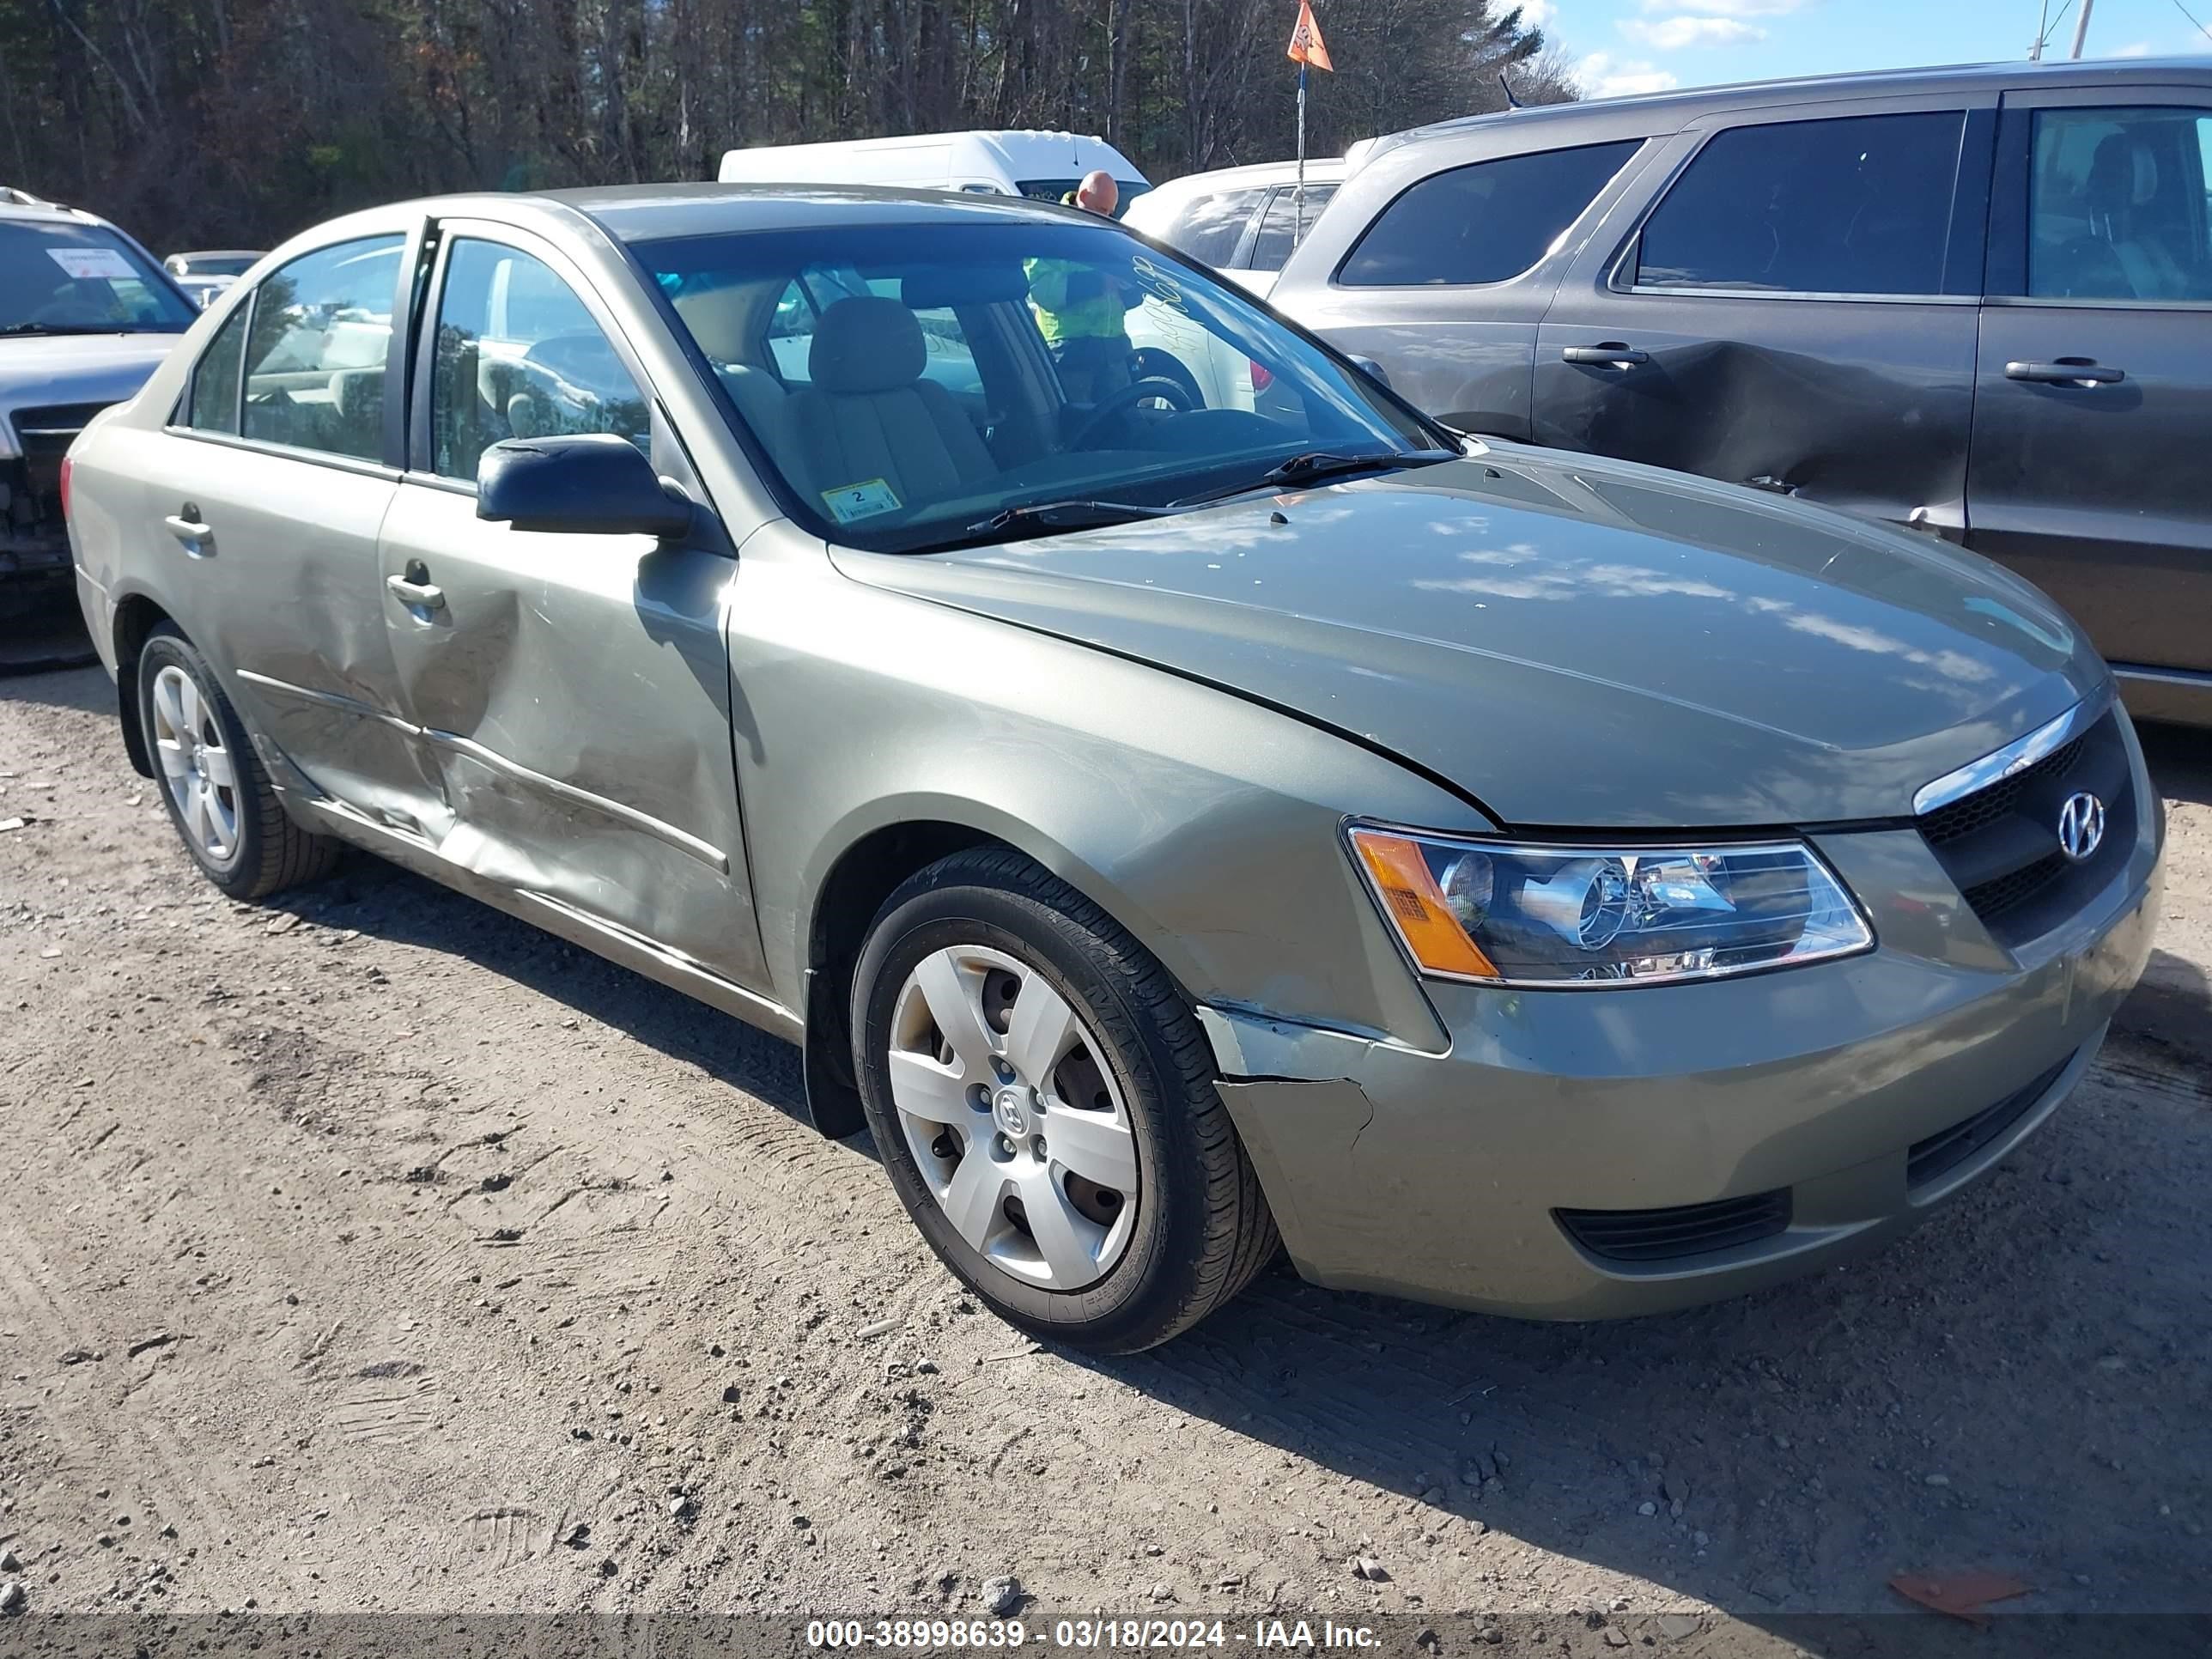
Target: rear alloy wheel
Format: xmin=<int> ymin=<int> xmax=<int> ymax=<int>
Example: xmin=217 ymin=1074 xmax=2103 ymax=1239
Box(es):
xmin=853 ymin=848 xmax=1279 ymax=1352
xmin=137 ymin=623 xmax=341 ymax=900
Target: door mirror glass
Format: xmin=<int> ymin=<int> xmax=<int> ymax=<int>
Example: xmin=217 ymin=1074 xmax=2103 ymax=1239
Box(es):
xmin=476 ymin=434 xmax=693 ymax=538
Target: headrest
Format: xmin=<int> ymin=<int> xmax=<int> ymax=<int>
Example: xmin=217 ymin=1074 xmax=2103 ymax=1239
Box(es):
xmin=2089 ymin=133 xmax=2160 ymax=210
xmin=672 ymin=283 xmax=751 ymax=362
xmin=809 ymin=296 xmax=925 ymax=394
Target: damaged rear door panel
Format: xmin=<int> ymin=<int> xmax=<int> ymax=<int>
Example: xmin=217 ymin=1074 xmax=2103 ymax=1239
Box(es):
xmin=1531 ymin=95 xmax=1996 ymax=538
xmin=374 ymin=222 xmax=768 ymax=988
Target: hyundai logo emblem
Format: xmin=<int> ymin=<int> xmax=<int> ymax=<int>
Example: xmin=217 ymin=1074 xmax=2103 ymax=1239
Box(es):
xmin=2057 ymin=792 xmax=2106 ymax=863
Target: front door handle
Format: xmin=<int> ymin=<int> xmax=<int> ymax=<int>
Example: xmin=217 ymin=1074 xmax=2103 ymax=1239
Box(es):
xmin=385 ymin=572 xmax=447 ymax=611
xmin=2005 ymin=358 xmax=2124 ymax=386
xmin=1562 ymin=343 xmax=1650 ymax=368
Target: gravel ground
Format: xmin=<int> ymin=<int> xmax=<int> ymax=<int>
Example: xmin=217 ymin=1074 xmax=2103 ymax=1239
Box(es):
xmin=2 ymin=663 xmax=2208 ymax=1653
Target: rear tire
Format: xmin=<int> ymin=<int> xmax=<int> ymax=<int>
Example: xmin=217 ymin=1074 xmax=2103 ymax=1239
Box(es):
xmin=852 ymin=847 xmax=1277 ymax=1353
xmin=137 ymin=623 xmax=340 ymax=901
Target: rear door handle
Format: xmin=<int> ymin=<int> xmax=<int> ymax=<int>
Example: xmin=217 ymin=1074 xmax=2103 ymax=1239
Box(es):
xmin=385 ymin=573 xmax=447 ymax=611
xmin=1562 ymin=343 xmax=1650 ymax=368
xmin=2005 ymin=358 xmax=2124 ymax=386
xmin=163 ymin=509 xmax=213 ymax=551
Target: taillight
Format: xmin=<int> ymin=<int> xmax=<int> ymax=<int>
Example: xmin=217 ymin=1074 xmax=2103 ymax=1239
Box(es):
xmin=58 ymin=453 xmax=73 ymax=521
xmin=1248 ymin=360 xmax=1274 ymax=392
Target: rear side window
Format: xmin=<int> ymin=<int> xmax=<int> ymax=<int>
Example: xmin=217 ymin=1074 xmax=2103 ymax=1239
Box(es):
xmin=1159 ymin=187 xmax=1268 ymax=265
xmin=1638 ymin=112 xmax=1964 ymax=295
xmin=1249 ymin=184 xmax=1340 ymax=271
xmin=1338 ymin=141 xmax=1640 ymax=287
xmin=2027 ymin=106 xmax=2212 ymax=302
xmin=184 ymin=304 xmax=248 ymax=434
xmin=241 ymin=234 xmax=403 ymax=462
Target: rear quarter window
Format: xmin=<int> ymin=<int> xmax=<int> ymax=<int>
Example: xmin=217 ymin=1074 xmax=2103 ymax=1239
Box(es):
xmin=1337 ymin=140 xmax=1642 ymax=287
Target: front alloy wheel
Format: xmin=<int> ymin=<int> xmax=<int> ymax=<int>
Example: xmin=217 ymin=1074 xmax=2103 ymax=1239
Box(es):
xmin=853 ymin=847 xmax=1279 ymax=1352
xmin=888 ymin=944 xmax=1139 ymax=1291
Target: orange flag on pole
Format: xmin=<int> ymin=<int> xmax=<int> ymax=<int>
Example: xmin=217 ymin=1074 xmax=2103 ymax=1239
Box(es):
xmin=1287 ymin=0 xmax=1333 ymax=71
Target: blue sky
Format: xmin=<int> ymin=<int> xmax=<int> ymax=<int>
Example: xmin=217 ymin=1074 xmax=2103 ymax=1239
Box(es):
xmin=1526 ymin=0 xmax=2212 ymax=99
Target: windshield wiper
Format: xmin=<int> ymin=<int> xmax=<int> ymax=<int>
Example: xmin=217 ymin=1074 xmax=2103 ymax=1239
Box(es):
xmin=0 ymin=322 xmax=168 ymax=337
xmin=958 ymin=498 xmax=1177 ymax=539
xmin=1172 ymin=447 xmax=1456 ymax=508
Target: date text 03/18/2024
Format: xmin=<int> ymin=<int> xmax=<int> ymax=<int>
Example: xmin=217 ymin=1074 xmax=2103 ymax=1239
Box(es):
xmin=805 ymin=1619 xmax=1387 ymax=1650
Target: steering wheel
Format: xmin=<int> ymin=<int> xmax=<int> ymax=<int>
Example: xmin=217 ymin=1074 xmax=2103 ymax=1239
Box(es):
xmin=1066 ymin=375 xmax=1198 ymax=449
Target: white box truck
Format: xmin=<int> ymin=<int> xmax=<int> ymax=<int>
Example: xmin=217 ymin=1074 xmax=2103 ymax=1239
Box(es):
xmin=716 ymin=130 xmax=1151 ymax=216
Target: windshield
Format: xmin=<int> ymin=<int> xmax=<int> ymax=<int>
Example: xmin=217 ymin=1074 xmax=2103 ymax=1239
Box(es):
xmin=1 ymin=221 xmax=196 ymax=334
xmin=641 ymin=218 xmax=1447 ymax=553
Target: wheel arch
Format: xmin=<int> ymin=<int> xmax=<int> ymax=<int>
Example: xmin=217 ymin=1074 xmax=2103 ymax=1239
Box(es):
xmin=796 ymin=799 xmax=1204 ymax=1140
xmin=110 ymin=592 xmax=179 ymax=780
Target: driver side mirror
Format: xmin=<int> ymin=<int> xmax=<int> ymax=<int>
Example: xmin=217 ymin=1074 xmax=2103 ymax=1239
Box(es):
xmin=477 ymin=434 xmax=694 ymax=539
xmin=1347 ymin=355 xmax=1394 ymax=391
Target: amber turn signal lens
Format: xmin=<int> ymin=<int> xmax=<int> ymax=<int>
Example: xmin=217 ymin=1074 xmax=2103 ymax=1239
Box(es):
xmin=1350 ymin=830 xmax=1499 ymax=980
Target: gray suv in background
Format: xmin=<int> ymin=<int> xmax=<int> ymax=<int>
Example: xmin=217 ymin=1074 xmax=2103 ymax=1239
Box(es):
xmin=1273 ymin=59 xmax=2212 ymax=726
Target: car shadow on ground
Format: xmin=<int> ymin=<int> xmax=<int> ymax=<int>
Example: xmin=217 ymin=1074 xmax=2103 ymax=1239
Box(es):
xmin=288 ymin=847 xmax=2211 ymax=1628
xmin=2138 ymin=716 xmax=2212 ymax=809
xmin=277 ymin=855 xmax=818 ymax=1128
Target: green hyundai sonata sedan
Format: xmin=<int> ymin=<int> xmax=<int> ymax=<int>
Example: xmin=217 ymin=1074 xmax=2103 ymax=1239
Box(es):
xmin=64 ymin=185 xmax=2161 ymax=1351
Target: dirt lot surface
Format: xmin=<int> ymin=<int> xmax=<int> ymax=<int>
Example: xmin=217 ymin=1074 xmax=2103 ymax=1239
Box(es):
xmin=3 ymin=662 xmax=2209 ymax=1654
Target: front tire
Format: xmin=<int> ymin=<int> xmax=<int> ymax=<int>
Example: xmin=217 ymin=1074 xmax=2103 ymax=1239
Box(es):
xmin=137 ymin=623 xmax=340 ymax=900
xmin=852 ymin=848 xmax=1277 ymax=1352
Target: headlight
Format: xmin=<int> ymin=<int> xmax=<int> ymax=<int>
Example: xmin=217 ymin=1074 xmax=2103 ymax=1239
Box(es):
xmin=1347 ymin=825 xmax=1873 ymax=988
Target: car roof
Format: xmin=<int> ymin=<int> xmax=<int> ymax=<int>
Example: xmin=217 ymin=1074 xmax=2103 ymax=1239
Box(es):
xmin=1382 ymin=56 xmax=2212 ymax=151
xmin=514 ymin=180 xmax=1119 ymax=244
xmin=170 ymin=248 xmax=263 ymax=259
xmin=1144 ymin=158 xmax=1351 ymax=198
xmin=0 ymin=198 xmax=101 ymax=228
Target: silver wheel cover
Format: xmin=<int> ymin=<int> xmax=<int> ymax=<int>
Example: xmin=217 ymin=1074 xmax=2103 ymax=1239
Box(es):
xmin=888 ymin=945 xmax=1139 ymax=1291
xmin=149 ymin=663 xmax=240 ymax=866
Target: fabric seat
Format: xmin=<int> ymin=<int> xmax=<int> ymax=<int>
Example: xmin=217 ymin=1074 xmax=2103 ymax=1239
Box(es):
xmin=781 ymin=296 xmax=994 ymax=512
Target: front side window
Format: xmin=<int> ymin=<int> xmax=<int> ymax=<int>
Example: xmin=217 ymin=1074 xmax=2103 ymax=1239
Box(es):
xmin=1248 ymin=184 xmax=1340 ymax=271
xmin=1158 ymin=187 xmax=1268 ymax=266
xmin=429 ymin=240 xmax=650 ymax=483
xmin=2028 ymin=106 xmax=2212 ymax=302
xmin=641 ymin=219 xmax=1447 ymax=554
xmin=1 ymin=220 xmax=197 ymax=335
xmin=1638 ymin=112 xmax=1964 ymax=295
xmin=241 ymin=235 xmax=403 ymax=461
xmin=185 ymin=305 xmax=249 ymax=434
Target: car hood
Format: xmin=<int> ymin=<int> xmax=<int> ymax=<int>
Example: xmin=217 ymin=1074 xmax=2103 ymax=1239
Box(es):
xmin=0 ymin=332 xmax=179 ymax=436
xmin=835 ymin=447 xmax=2104 ymax=829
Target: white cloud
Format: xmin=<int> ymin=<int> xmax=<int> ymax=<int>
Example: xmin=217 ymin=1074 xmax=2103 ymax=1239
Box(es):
xmin=2110 ymin=40 xmax=2156 ymax=58
xmin=1517 ymin=0 xmax=1557 ymax=25
xmin=1621 ymin=14 xmax=1765 ymax=48
xmin=1577 ymin=52 xmax=1682 ymax=97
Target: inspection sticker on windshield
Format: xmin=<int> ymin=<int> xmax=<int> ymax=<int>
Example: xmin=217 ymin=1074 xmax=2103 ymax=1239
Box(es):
xmin=821 ymin=478 xmax=902 ymax=524
xmin=46 ymin=246 xmax=136 ymax=281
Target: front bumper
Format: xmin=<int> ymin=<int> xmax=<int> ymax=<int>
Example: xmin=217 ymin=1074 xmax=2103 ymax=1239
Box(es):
xmin=1203 ymin=804 xmax=2162 ymax=1322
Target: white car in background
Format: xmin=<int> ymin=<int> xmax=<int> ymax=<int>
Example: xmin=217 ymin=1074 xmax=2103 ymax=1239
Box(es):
xmin=1123 ymin=158 xmax=1352 ymax=412
xmin=718 ymin=130 xmax=1151 ymax=216
xmin=1123 ymin=157 xmax=1350 ymax=295
xmin=2 ymin=191 xmax=196 ymax=600
xmin=164 ymin=250 xmax=265 ymax=310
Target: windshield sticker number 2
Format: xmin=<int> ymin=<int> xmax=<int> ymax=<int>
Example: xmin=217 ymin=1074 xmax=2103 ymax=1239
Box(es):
xmin=46 ymin=246 xmax=137 ymax=282
xmin=821 ymin=478 xmax=902 ymax=525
